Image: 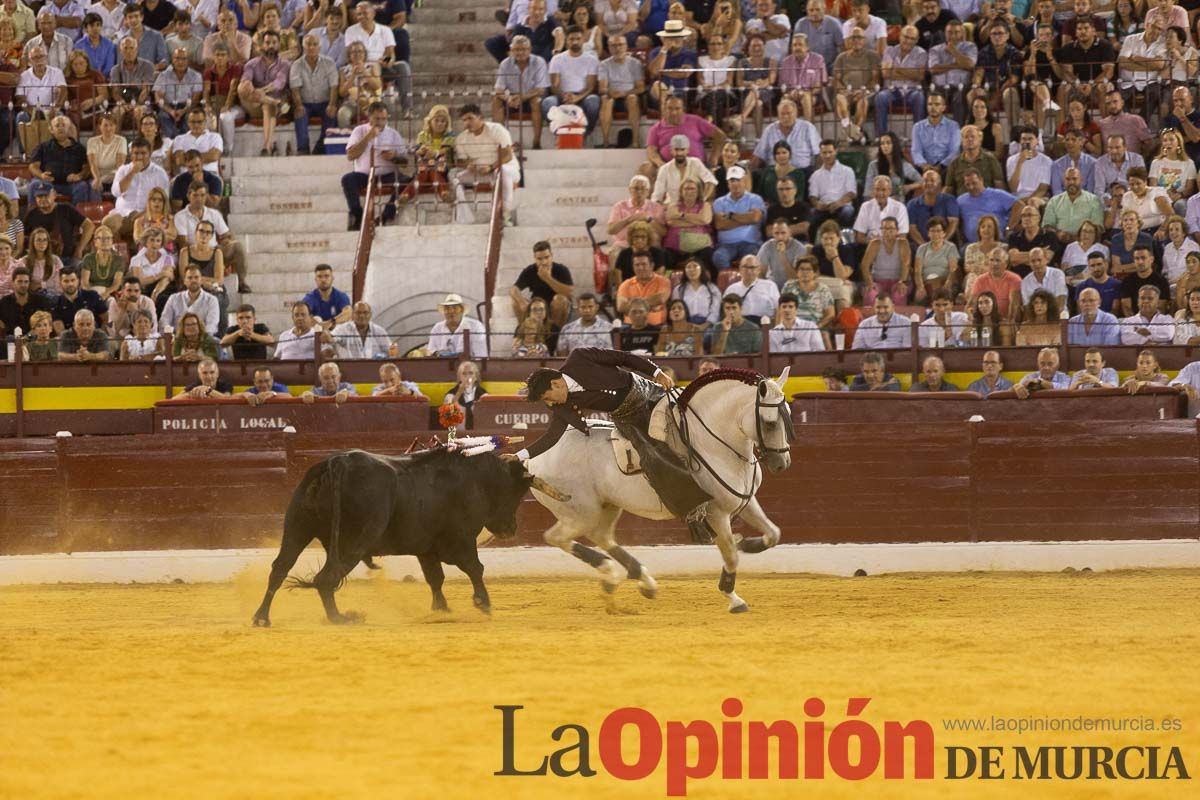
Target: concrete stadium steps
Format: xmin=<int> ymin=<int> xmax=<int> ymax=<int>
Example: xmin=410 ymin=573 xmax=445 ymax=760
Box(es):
xmin=489 ymin=148 xmax=644 ymax=347
xmin=408 ymin=0 xmax=500 ymax=122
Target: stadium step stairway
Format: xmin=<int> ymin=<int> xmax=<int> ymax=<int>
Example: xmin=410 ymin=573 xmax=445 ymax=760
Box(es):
xmin=489 ymin=148 xmax=644 ymax=351
xmin=407 ymin=0 xmax=501 ymax=125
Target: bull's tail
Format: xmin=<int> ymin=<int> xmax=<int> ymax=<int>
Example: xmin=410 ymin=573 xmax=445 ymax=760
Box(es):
xmin=288 ymin=454 xmax=348 ymax=591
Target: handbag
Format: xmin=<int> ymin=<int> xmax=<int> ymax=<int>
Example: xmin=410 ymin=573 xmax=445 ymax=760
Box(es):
xmin=679 ymin=230 xmax=713 ymax=252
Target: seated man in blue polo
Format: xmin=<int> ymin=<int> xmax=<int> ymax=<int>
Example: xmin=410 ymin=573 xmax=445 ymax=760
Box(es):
xmin=302 ymin=263 xmax=351 ymax=332
xmin=241 ymin=366 xmax=290 ymax=406
xmin=712 ymin=165 xmax=766 ymax=271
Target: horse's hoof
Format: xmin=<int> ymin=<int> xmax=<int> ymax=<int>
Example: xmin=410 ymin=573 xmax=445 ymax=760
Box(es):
xmin=639 ymin=584 xmax=657 ymax=600
xmin=599 ymin=559 xmax=622 ymax=593
xmin=252 ymin=616 xmax=270 ymax=628
xmin=729 ymin=603 xmax=750 ymax=614
xmin=601 ymin=579 xmax=619 ymax=595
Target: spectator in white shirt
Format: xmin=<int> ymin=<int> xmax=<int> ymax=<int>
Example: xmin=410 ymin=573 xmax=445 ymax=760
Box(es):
xmin=104 ymin=137 xmax=170 ymax=241
xmin=426 ymin=293 xmax=488 ymax=357
xmin=331 ymin=301 xmax=391 ymax=359
xmin=853 ymin=295 xmax=913 ymax=349
xmin=1120 ymin=285 xmax=1175 ymax=345
xmin=170 ymin=106 xmax=222 ymax=175
xmin=542 ymin=25 xmax=600 ymax=129
xmin=723 ymin=255 xmax=780 ymax=324
xmin=853 ymin=175 xmax=910 ymax=244
xmin=1007 ymin=126 xmax=1053 ymax=209
xmin=340 ymin=101 xmax=406 ymax=230
xmin=159 ymin=264 xmax=219 ymax=334
xmin=275 ymin=301 xmax=333 ymax=360
xmin=918 ymin=289 xmax=970 ymax=346
xmin=1019 ymin=247 xmax=1068 ymax=308
xmin=556 ymin=293 xmax=614 ymax=354
xmin=770 ymin=292 xmax=824 ymax=352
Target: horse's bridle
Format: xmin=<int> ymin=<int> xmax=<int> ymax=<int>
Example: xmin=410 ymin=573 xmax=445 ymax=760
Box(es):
xmin=672 ymin=378 xmax=794 ymax=507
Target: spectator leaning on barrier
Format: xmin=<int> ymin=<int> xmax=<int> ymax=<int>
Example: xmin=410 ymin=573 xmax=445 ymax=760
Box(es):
xmin=910 ymin=355 xmax=960 ymax=392
xmin=303 ymin=361 xmax=357 ymax=405
xmin=1070 ymin=347 xmax=1120 ymax=389
xmin=849 ymin=351 xmax=901 ymax=391
xmin=242 ymin=367 xmax=289 ymax=406
xmin=1014 ymin=347 xmax=1071 ymax=398
xmin=372 ymin=362 xmax=426 ymax=399
xmin=1123 ymin=349 xmax=1171 ymax=394
xmin=332 ymin=301 xmax=390 ymax=359
xmin=966 ymin=350 xmax=1014 ymax=396
xmin=426 ymin=293 xmax=489 ymax=358
xmin=173 ymin=357 xmax=232 ymax=399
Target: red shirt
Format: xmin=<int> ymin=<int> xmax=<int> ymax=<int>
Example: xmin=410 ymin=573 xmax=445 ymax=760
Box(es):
xmin=203 ymin=63 xmax=243 ymax=98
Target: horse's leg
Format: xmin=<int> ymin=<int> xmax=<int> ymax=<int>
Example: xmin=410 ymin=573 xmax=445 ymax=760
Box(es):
xmin=544 ymin=519 xmax=622 ymax=593
xmin=735 ymin=497 xmax=781 ymax=554
xmin=417 ymin=553 xmax=449 ymax=612
xmin=710 ymin=511 xmax=749 ymax=614
xmin=591 ymin=507 xmax=657 ymax=600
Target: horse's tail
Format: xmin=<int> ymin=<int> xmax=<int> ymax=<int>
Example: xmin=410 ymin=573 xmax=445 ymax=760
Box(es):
xmin=289 ymin=454 xmax=348 ymax=591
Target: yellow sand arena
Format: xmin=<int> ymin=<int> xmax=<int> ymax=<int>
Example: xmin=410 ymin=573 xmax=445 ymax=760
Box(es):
xmin=1 ymin=569 xmax=1197 ymax=799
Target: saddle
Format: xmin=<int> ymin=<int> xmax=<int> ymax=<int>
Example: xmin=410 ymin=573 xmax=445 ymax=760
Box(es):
xmin=590 ymin=396 xmax=677 ymax=476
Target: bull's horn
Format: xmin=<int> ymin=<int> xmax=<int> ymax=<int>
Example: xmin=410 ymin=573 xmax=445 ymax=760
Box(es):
xmin=775 ymin=366 xmax=791 ymax=386
xmin=530 ymin=476 xmax=571 ymax=502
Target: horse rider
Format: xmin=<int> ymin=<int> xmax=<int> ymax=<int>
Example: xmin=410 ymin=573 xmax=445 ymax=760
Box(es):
xmin=502 ymin=347 xmax=717 ymax=543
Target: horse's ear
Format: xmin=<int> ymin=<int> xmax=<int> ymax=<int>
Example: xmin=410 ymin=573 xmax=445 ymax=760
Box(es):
xmin=775 ymin=367 xmax=791 ymax=387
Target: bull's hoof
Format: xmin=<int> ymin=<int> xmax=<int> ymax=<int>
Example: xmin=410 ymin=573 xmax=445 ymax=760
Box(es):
xmin=729 ymin=603 xmax=750 ymax=614
xmin=431 ymin=603 xmax=450 ymax=613
xmin=330 ymin=610 xmax=365 ymax=625
xmin=251 ymin=615 xmax=271 ymax=628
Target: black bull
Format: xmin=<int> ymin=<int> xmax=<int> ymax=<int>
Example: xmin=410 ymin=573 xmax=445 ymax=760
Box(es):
xmin=252 ymin=448 xmax=559 ymax=627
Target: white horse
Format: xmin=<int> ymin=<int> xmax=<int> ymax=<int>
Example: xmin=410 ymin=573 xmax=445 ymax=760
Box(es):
xmin=527 ymin=368 xmax=794 ymax=613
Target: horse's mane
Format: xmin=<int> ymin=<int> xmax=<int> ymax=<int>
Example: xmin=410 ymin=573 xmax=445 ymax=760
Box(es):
xmin=675 ymin=368 xmax=761 ymax=412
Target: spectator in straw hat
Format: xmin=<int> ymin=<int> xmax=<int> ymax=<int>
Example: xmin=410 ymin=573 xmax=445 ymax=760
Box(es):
xmin=426 ymin=293 xmax=489 ymax=357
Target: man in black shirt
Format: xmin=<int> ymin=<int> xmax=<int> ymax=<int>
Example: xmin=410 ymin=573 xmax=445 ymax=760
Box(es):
xmin=914 ymin=0 xmax=956 ymax=50
xmin=619 ymin=298 xmax=660 ymax=351
xmin=1119 ymin=245 xmax=1172 ymax=316
xmin=511 ymin=240 xmax=574 ymax=326
xmin=173 ymin=358 xmax=235 ymax=399
xmin=1053 ymin=18 xmax=1114 ymax=108
xmin=1164 ymin=86 xmax=1200 ymax=170
xmin=170 ymin=150 xmax=222 ymax=211
xmin=28 ymin=115 xmax=92 ymax=206
xmin=50 ymin=268 xmax=107 ymax=335
xmin=220 ymin=304 xmax=275 ymax=359
xmin=764 ymin=177 xmax=811 ymax=241
xmin=0 ymin=268 xmax=51 ymax=342
xmin=24 ymin=186 xmax=94 ymax=266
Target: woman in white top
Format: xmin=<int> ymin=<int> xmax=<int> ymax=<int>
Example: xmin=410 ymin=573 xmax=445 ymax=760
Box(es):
xmin=1174 ymin=287 xmax=1200 ymax=345
xmin=139 ymin=113 xmax=173 ymax=172
xmin=1161 ymin=215 xmax=1200 ymax=286
xmin=87 ymin=113 xmax=127 ymax=197
xmin=18 ymin=227 xmax=63 ymax=296
xmin=120 ymin=310 xmax=165 ymax=360
xmin=1164 ymin=25 xmax=1197 ymax=88
xmin=1121 ymin=167 xmax=1173 ymax=234
xmin=129 ymin=227 xmax=177 ymax=306
xmin=696 ymin=35 xmax=737 ymax=127
xmin=597 ymin=0 xmax=639 ymax=49
xmin=670 ymin=258 xmax=722 ymax=326
xmin=553 ymin=5 xmax=602 ymax=55
xmin=1060 ymin=219 xmax=1109 ymax=288
xmin=1149 ymin=129 xmax=1196 ymax=214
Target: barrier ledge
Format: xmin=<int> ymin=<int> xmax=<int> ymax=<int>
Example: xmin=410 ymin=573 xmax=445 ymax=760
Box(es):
xmin=2 ymin=540 xmax=1197 ymax=585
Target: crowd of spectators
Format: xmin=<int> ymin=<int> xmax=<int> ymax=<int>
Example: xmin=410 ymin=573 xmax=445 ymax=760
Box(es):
xmin=487 ymin=0 xmax=1200 ymax=366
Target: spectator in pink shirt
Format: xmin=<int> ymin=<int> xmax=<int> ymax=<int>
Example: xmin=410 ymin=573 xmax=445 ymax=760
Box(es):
xmin=639 ymin=94 xmax=726 ymax=179
xmin=606 ymin=174 xmax=666 ymax=261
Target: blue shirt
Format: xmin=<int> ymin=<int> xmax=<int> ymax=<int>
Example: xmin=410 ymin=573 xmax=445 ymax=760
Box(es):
xmin=0 ymin=176 xmax=18 ymax=200
xmin=1076 ymin=277 xmax=1124 ymax=314
xmin=957 ymin=188 xmax=1016 ymax=243
xmin=312 ymin=382 xmax=358 ymax=397
xmin=967 ymin=375 xmax=1014 ymax=397
xmin=1050 ymin=153 xmax=1097 ymax=196
xmin=906 ymin=192 xmax=960 ymax=239
xmin=1068 ymin=311 xmax=1122 ymax=346
xmin=649 ymin=46 xmax=698 ymax=93
xmin=910 ymin=117 xmax=960 ymax=168
xmin=1020 ymin=371 xmax=1072 ymax=390
xmin=303 ymin=288 xmax=351 ymax=322
xmin=248 ymin=382 xmax=290 ymax=394
xmin=78 ymin=36 xmax=117 ymax=77
xmin=713 ymin=191 xmax=767 ymax=246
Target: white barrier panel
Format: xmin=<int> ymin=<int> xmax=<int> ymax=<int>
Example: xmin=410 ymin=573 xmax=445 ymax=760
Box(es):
xmin=1 ymin=540 xmax=1198 ymax=585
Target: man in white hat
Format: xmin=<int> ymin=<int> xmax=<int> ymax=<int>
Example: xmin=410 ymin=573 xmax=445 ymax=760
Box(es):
xmin=647 ymin=19 xmax=698 ymax=108
xmin=712 ymin=164 xmax=766 ymax=271
xmin=426 ymin=293 xmax=489 ymax=357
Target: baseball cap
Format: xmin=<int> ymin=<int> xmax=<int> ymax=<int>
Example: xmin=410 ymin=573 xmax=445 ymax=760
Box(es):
xmin=32 ymin=184 xmax=52 ymax=197
xmin=669 ymin=134 xmax=690 ymax=149
xmin=727 ymin=165 xmax=746 ymax=180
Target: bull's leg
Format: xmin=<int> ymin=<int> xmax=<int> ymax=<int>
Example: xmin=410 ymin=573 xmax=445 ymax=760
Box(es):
xmin=711 ymin=512 xmax=748 ymax=614
xmin=252 ymin=524 xmax=312 ymax=628
xmin=735 ymin=497 xmax=781 ymax=554
xmin=315 ymin=552 xmax=365 ymax=625
xmin=456 ymin=553 xmax=490 ymax=614
xmin=417 ymin=553 xmax=449 ymax=612
xmin=544 ymin=520 xmax=622 ymax=594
